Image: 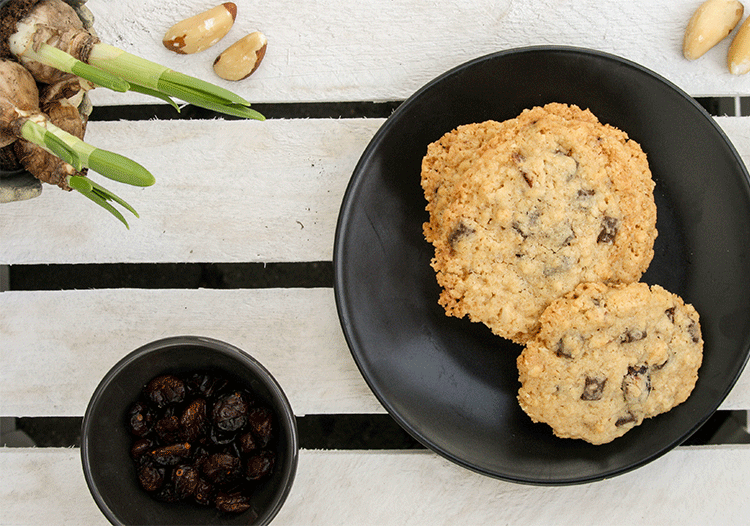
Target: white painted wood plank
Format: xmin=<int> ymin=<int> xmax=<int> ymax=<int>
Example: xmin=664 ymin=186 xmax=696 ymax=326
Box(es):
xmin=82 ymin=0 xmax=750 ymax=108
xmin=2 ymin=446 xmax=750 ymax=525
xmin=1 ymin=288 xmax=748 ymax=417
xmin=0 ymin=449 xmax=108 ymax=526
xmin=716 ymin=115 xmax=750 ymax=157
xmin=3 ymin=115 xmax=750 ymax=265
xmin=0 ymin=118 xmax=380 ymax=265
xmin=0 ymin=288 xmax=384 ymax=417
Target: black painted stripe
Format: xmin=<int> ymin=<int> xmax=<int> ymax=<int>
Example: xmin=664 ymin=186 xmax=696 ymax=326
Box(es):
xmin=2 ymin=411 xmax=746 ymax=448
xmin=89 ymin=101 xmax=404 ymax=121
xmin=3 ymin=415 xmax=424 ymax=450
xmin=7 ymin=262 xmax=333 ymax=290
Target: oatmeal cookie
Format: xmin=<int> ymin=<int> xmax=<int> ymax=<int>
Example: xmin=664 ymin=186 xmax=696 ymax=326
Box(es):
xmin=422 ymin=103 xmax=657 ymax=342
xmin=517 ymin=282 xmax=703 ymax=445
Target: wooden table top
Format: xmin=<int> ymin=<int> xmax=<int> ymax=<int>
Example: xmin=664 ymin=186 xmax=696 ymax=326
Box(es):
xmin=2 ymin=0 xmax=750 ymax=524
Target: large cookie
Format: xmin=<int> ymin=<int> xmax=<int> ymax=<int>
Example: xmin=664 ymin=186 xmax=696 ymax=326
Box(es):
xmin=517 ymin=282 xmax=703 ymax=445
xmin=421 ymin=103 xmax=658 ymax=343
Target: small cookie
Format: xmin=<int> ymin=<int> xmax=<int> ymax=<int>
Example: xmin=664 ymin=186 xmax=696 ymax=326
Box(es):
xmin=517 ymin=282 xmax=703 ymax=445
xmin=422 ymin=103 xmax=657 ymax=342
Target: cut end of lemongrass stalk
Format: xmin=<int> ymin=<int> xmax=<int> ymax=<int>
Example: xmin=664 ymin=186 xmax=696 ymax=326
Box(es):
xmin=67 ymin=175 xmax=93 ymax=193
xmin=25 ymin=43 xmax=130 ymax=93
xmin=20 ymin=119 xmax=83 ymax=171
xmin=88 ymin=149 xmax=155 ymax=187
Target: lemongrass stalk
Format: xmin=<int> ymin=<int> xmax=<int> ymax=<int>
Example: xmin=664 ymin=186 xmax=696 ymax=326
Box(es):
xmin=19 ymin=119 xmax=155 ymax=187
xmin=21 ymin=42 xmax=130 ymax=92
xmin=88 ymin=148 xmax=155 ymax=188
xmin=19 ymin=117 xmax=81 ymax=170
xmin=88 ymin=43 xmax=264 ymax=119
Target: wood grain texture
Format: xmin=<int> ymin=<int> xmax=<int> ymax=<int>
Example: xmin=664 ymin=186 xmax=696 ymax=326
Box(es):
xmin=1 ymin=288 xmax=748 ymax=417
xmin=3 ymin=2 xmax=750 ymax=524
xmin=83 ymin=0 xmax=750 ymax=109
xmin=2 ymin=446 xmax=750 ymax=525
xmin=2 ymin=116 xmax=750 ymax=265
xmin=0 ymin=288 xmax=383 ymax=417
xmin=0 ymin=118 xmax=379 ymax=264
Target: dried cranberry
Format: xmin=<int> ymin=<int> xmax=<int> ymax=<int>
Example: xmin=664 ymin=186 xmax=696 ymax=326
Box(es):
xmin=130 ymin=438 xmax=153 ymax=461
xmin=245 ymin=450 xmax=275 ymax=480
xmin=246 ymin=407 xmax=273 ymax=447
xmin=186 ymin=373 xmax=228 ymax=400
xmin=154 ymin=415 xmax=183 ymax=444
xmin=172 ymin=465 xmax=199 ymax=500
xmin=180 ymin=398 xmax=208 ymax=442
xmin=212 ymin=391 xmax=250 ymax=432
xmin=207 ymin=425 xmax=236 ymax=446
xmin=215 ymin=491 xmax=252 ymax=513
xmin=238 ymin=431 xmax=257 ymax=454
xmin=127 ymin=401 xmax=153 ymax=437
xmin=201 ymin=453 xmax=241 ymax=485
xmin=145 ymin=374 xmax=186 ymax=408
xmin=194 ymin=477 xmax=214 ymax=506
xmin=137 ymin=461 xmax=165 ymax=492
xmin=128 ymin=370 xmax=279 ymax=515
xmin=151 ymin=443 xmax=191 ymax=466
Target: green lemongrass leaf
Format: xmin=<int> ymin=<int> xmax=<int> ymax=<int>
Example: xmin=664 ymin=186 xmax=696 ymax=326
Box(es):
xmin=19 ymin=120 xmax=82 ymax=170
xmin=126 ymin=83 xmax=181 ymax=112
xmin=70 ymin=61 xmax=130 ymax=92
xmin=89 ymin=43 xmax=257 ymax=117
xmin=24 ymin=119 xmax=154 ymax=187
xmin=67 ymin=175 xmax=93 ymax=193
xmin=43 ymin=131 xmax=82 ymax=170
xmin=88 ymin=178 xmax=139 ymax=218
xmin=26 ymin=43 xmax=129 ymax=92
xmin=157 ymin=70 xmax=251 ymax=106
xmin=177 ymin=98 xmax=266 ymax=120
xmin=88 ymin=43 xmax=167 ymax=91
xmin=157 ymin=78 xmax=264 ymax=119
xmin=73 ymin=185 xmax=130 ymax=229
xmin=88 ymin=149 xmax=155 ymax=187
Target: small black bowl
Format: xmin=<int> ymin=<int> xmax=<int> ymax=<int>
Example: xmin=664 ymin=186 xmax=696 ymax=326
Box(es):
xmin=81 ymin=336 xmax=298 ymax=525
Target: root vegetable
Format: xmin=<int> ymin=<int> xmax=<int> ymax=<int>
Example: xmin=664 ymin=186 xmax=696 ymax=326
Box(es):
xmin=0 ymin=58 xmax=154 ymax=227
xmin=4 ymin=0 xmax=127 ymax=91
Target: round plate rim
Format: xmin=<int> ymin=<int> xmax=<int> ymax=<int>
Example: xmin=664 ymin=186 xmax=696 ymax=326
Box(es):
xmin=333 ymin=45 xmax=750 ymax=485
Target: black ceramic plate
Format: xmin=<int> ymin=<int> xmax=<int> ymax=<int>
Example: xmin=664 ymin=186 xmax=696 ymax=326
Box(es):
xmin=333 ymin=47 xmax=750 ymax=484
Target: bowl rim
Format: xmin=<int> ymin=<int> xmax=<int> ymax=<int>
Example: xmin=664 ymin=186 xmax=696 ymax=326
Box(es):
xmin=80 ymin=335 xmax=299 ymax=526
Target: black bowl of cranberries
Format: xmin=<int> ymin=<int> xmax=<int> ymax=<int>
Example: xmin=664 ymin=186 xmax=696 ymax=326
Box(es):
xmin=81 ymin=336 xmax=299 ymax=525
